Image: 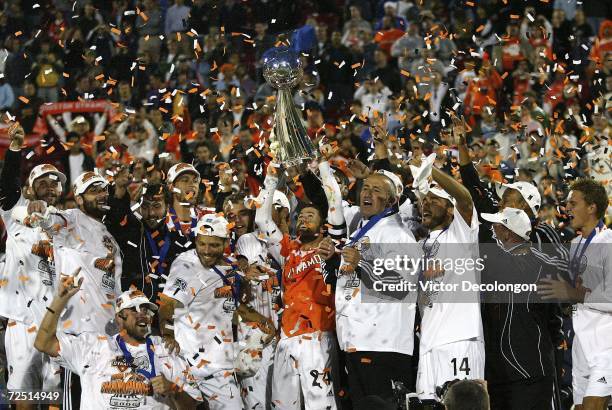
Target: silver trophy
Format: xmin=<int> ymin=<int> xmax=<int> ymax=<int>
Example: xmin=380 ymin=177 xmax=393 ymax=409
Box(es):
xmin=263 ymin=47 xmax=318 ymax=167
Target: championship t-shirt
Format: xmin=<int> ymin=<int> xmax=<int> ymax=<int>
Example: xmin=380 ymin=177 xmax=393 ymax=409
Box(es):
xmin=0 ymin=195 xmax=56 ymax=325
xmin=55 ymin=332 xmax=203 ymax=410
xmin=279 ymin=234 xmax=335 ymax=338
xmin=49 ymin=208 xmax=123 ymax=335
xmin=162 ymin=250 xmax=237 ymax=377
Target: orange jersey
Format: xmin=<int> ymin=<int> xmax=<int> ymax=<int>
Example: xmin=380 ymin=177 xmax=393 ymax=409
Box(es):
xmin=279 ymin=235 xmax=335 ymax=337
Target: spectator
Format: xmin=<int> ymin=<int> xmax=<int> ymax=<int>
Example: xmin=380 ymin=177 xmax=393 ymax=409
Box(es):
xmin=0 ymin=75 xmax=14 ymax=111
xmin=61 ymin=132 xmax=95 ymax=186
xmin=443 ymin=380 xmax=490 ymax=410
xmin=164 ymin=0 xmax=191 ymax=36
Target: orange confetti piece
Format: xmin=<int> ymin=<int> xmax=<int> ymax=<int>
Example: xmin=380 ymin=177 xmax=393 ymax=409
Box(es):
xmin=18 ymin=96 xmax=29 ymax=104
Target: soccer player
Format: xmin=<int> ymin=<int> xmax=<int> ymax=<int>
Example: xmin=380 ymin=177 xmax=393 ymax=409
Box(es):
xmin=0 ymin=122 xmax=65 ymax=408
xmin=539 ymin=179 xmax=612 ymax=410
xmin=410 ymin=155 xmax=484 ymax=403
xmin=228 ymin=192 xmax=287 ymax=409
xmin=34 ymin=281 xmax=203 ymax=409
xmin=19 ymin=170 xmax=123 ymax=409
xmin=159 ymin=214 xmax=244 ymax=410
xmin=256 ymin=164 xmax=337 ymax=410
xmin=165 ymin=163 xmax=202 ymax=240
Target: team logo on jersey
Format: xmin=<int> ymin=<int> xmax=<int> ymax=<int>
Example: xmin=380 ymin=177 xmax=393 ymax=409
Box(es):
xmin=95 ymin=236 xmax=118 ymax=274
xmin=170 ymin=278 xmax=188 ymax=292
xmin=37 ymin=259 xmax=55 ymax=286
xmin=222 ymin=298 xmax=237 ymax=313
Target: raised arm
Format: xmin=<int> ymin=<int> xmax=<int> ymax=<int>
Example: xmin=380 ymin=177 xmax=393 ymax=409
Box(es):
xmin=0 ymin=123 xmax=24 ymax=211
xmin=452 ymin=115 xmax=498 ymax=215
xmin=318 ymin=145 xmax=346 ymax=240
xmin=254 ymin=163 xmax=283 ymax=244
xmin=432 ymin=167 xmax=474 ymax=223
xmin=34 ymin=270 xmax=83 ymax=357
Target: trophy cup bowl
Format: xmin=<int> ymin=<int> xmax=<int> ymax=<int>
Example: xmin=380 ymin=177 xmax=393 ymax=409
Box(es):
xmin=262 ymin=47 xmax=318 ymax=168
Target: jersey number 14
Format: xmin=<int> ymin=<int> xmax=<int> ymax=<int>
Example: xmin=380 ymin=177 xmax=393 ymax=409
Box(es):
xmin=451 ymin=357 xmax=470 ymax=376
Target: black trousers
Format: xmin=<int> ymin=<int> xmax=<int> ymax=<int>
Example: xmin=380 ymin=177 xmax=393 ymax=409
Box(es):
xmin=345 ymin=351 xmax=413 ymax=410
xmin=489 ymin=376 xmax=554 ymax=410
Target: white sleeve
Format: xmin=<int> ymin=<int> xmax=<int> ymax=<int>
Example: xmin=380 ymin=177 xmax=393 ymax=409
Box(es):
xmin=54 ymin=332 xmax=98 ymax=375
xmin=116 ymin=120 xmax=129 ymax=142
xmin=448 ymin=203 xmax=479 ymax=244
xmin=318 ymin=161 xmax=346 ymax=238
xmin=93 ymin=112 xmax=107 ymax=136
xmin=254 ymin=174 xmax=283 ymax=244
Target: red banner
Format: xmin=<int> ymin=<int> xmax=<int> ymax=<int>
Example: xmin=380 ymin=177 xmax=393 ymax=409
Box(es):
xmin=0 ymin=100 xmax=116 ymax=159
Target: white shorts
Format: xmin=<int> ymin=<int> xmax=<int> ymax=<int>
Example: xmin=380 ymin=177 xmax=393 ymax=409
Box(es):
xmin=5 ymin=320 xmax=61 ymax=391
xmin=240 ymin=342 xmax=275 ymax=409
xmin=271 ymin=331 xmax=337 ymax=410
xmin=194 ymin=370 xmax=242 ymax=410
xmin=416 ymin=339 xmax=485 ymax=401
xmin=572 ymin=339 xmax=612 ymax=405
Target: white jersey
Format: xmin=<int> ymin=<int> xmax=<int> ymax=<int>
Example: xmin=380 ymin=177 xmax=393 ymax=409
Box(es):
xmin=0 ymin=195 xmax=56 ymax=324
xmin=235 ymin=232 xmax=281 ymax=326
xmin=163 ymin=250 xmax=236 ymax=376
xmin=571 ymin=227 xmax=612 ymax=367
xmin=418 ymin=207 xmax=483 ymax=353
xmin=336 ymin=212 xmax=418 ymax=355
xmin=54 ymin=332 xmax=203 ymax=410
xmin=47 ymin=208 xmax=122 ymax=335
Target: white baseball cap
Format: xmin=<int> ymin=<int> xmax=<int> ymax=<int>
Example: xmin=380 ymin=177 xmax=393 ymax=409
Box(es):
xmin=195 ymin=214 xmax=230 ymax=239
xmin=481 ymin=207 xmax=532 ymax=240
xmin=495 ymin=181 xmax=541 ymax=217
xmin=273 ymin=190 xmax=290 ymax=210
xmin=115 ymin=289 xmax=158 ymax=314
xmin=167 ymin=163 xmax=200 ymax=184
xmin=73 ymin=171 xmax=108 ymax=196
xmin=377 ymin=170 xmax=403 ymax=199
xmin=428 ymin=184 xmax=455 ymax=204
xmin=28 ymin=164 xmax=67 ymax=187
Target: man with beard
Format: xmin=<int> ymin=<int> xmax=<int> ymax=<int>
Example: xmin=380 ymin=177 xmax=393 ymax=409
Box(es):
xmin=0 ymin=122 xmax=66 ymax=408
xmin=256 ymin=164 xmax=337 ymax=410
xmin=539 ymin=179 xmax=612 ymax=410
xmin=227 ymin=190 xmax=292 ymax=409
xmin=34 ymin=280 xmax=203 ymax=409
xmin=318 ymin=170 xmax=418 ymax=408
xmin=409 ymin=154 xmax=484 ymax=405
xmin=165 ymin=163 xmax=202 ymax=240
xmin=20 ymin=170 xmax=123 ymax=409
xmin=106 ymin=166 xmax=193 ymax=301
xmin=159 ymin=214 xmax=245 ymax=410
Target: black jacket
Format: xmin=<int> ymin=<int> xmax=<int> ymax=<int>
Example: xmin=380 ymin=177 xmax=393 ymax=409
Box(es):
xmin=481 ymin=246 xmax=557 ymax=384
xmin=0 ymin=149 xmax=23 ymax=212
xmin=105 ymin=188 xmax=193 ymax=300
